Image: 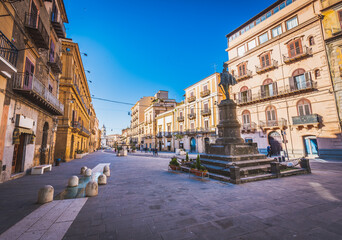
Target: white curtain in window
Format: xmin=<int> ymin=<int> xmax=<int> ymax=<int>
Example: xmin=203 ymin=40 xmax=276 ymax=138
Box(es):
xmin=286 ymin=17 xmax=298 ymax=30
xmin=259 ymin=33 xmax=268 ymax=44
xmin=238 ymin=46 xmax=245 ymax=56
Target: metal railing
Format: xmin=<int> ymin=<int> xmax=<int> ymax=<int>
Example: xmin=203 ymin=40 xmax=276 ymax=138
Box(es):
xmin=235 ymin=69 xmax=252 ymax=81
xmin=48 ymin=52 xmax=62 ymax=73
xmin=200 ymin=89 xmax=210 ymax=98
xmin=260 ymin=118 xmax=287 ymax=128
xmin=201 ymin=109 xmax=211 ymax=116
xmin=283 ymin=46 xmax=312 ymax=63
xmin=187 ymin=96 xmax=196 ymax=103
xmin=12 ymin=73 xmax=64 ymax=113
xmin=256 ymin=60 xmax=278 ymax=73
xmin=24 ymin=12 xmax=49 ymax=48
xmin=0 ymin=30 xmax=18 ymax=67
xmin=177 ymin=116 xmax=184 ymax=122
xmin=242 ymin=122 xmax=257 ymax=132
xmin=292 ymin=114 xmax=320 ymax=125
xmin=188 ymin=113 xmax=196 ymax=120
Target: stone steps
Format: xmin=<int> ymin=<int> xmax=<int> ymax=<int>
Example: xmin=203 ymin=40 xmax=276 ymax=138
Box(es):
xmin=200 ymin=158 xmax=274 ymax=168
xmin=200 ymin=153 xmax=266 ymax=162
xmin=202 ymin=164 xmax=230 ymax=176
xmin=240 ymin=164 xmax=271 ymax=176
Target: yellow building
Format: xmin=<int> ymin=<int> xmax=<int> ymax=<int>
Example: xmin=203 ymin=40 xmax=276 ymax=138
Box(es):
xmin=226 ymin=0 xmax=341 ymax=159
xmin=55 ymin=39 xmax=95 ymax=161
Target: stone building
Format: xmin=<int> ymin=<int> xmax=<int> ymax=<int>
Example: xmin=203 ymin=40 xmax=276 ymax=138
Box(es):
xmin=89 ymin=104 xmax=99 ymax=152
xmin=226 ymin=0 xmax=342 ymax=159
xmin=0 ymin=0 xmax=67 ymax=182
xmin=54 ymin=39 xmax=95 ymax=161
xmin=100 ymin=124 xmax=107 ymax=148
xmin=155 ymin=73 xmax=223 ymax=153
xmin=130 ymin=96 xmax=154 ymax=149
xmin=143 ymin=91 xmax=176 ymax=150
xmin=106 ymin=134 xmax=121 ymax=148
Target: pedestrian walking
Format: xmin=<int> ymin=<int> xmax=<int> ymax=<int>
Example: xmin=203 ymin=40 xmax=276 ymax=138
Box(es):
xmin=267 ymin=145 xmax=272 ymax=157
xmin=155 ymin=148 xmax=158 ymax=156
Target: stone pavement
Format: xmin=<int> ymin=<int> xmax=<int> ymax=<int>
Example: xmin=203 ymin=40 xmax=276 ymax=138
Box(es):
xmin=1 ymin=151 xmax=342 ymax=239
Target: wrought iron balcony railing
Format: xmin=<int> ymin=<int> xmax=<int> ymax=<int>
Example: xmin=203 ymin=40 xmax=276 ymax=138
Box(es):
xmin=283 ymin=46 xmax=312 ymax=64
xmin=177 ymin=116 xmax=184 ymax=122
xmin=292 ymin=114 xmax=320 ymax=127
xmin=241 ymin=122 xmax=257 ymax=133
xmin=50 ymin=12 xmax=66 ymax=39
xmin=48 ymin=53 xmax=62 ymax=74
xmin=256 ymin=60 xmax=278 ymax=74
xmin=188 ymin=113 xmax=196 ymax=120
xmin=24 ymin=13 xmax=49 ymax=49
xmin=235 ymin=69 xmax=252 ymax=81
xmin=12 ymin=73 xmax=64 ymax=115
xmin=187 ymin=96 xmax=196 ymax=103
xmin=200 ymin=89 xmax=210 ymax=98
xmin=0 ymin=30 xmax=18 ymax=73
xmin=201 ymin=109 xmax=211 ymax=116
xmin=260 ymin=118 xmax=287 ymax=130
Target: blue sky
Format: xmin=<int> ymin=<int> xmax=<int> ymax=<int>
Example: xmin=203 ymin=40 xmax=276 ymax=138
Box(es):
xmin=64 ymin=0 xmax=276 ymax=134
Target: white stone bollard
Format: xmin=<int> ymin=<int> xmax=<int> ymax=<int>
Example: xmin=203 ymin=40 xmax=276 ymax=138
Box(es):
xmin=80 ymin=166 xmax=87 ymax=175
xmin=68 ymin=176 xmax=79 ymax=187
xmin=85 ymin=181 xmax=98 ymax=197
xmin=103 ymin=169 xmax=110 ymax=177
xmin=85 ymin=168 xmax=92 ymax=177
xmin=37 ymin=185 xmax=54 ymax=204
xmin=103 ymin=165 xmax=110 ymax=172
xmin=98 ymin=174 xmax=107 ymax=185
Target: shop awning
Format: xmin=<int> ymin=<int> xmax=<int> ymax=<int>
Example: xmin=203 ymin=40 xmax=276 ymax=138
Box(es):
xmin=13 ymin=127 xmax=35 ymax=145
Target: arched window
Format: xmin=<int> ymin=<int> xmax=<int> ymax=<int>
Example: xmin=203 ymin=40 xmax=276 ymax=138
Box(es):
xmin=240 ymin=86 xmax=248 ymax=92
xmin=297 ymin=99 xmax=312 ymax=116
xmin=242 ymin=110 xmax=251 ymax=126
xmin=265 ymin=105 xmax=277 ymax=123
xmin=309 ymin=36 xmax=315 ymax=46
xmin=239 ymin=86 xmax=250 ymax=103
xmin=291 ymin=68 xmax=308 ymax=90
xmin=314 ymin=69 xmax=320 ymax=79
xmin=261 ymin=79 xmax=277 ymax=98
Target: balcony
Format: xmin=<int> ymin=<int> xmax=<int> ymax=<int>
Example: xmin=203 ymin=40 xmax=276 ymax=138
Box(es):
xmin=200 ymin=89 xmax=210 ymax=98
xmin=12 ymin=73 xmax=64 ymax=115
xmin=24 ymin=13 xmax=49 ymax=49
xmin=260 ymin=119 xmax=287 ymax=131
xmin=256 ymin=60 xmax=278 ymax=74
xmin=48 ymin=53 xmax=62 ymax=74
xmin=0 ymin=30 xmax=18 ymax=76
xmin=71 ymin=121 xmax=81 ymax=132
xmin=199 ymin=128 xmax=215 ymax=134
xmin=187 ymin=96 xmax=196 ymax=103
xmin=164 ymin=132 xmax=172 ymax=138
xmin=177 ymin=116 xmax=184 ymax=122
xmin=235 ymin=70 xmax=252 ymax=81
xmin=201 ymin=109 xmax=211 ymax=116
xmin=237 ymin=80 xmax=317 ymax=106
xmin=156 ymin=132 xmax=163 ymax=138
xmin=283 ymin=46 xmax=312 ymax=64
xmin=186 ymin=129 xmax=197 ymax=135
xmin=80 ymin=126 xmax=90 ymax=137
xmin=50 ymin=13 xmax=66 ymax=39
xmin=241 ymin=122 xmax=257 ymax=133
xmin=188 ymin=113 xmax=196 ymax=120
xmin=292 ymin=114 xmax=320 ymax=129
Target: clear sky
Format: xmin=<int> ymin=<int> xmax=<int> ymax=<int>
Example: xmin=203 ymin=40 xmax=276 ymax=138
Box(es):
xmin=64 ymin=0 xmax=276 ymax=134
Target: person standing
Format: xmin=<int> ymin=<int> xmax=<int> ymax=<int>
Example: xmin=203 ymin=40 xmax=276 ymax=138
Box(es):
xmin=267 ymin=145 xmax=272 ymax=157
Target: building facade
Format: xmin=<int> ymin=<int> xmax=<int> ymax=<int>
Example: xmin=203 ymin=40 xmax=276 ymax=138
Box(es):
xmin=226 ymin=0 xmax=342 ymax=159
xmin=0 ymin=0 xmax=67 ymax=182
xmin=54 ymin=39 xmax=94 ymax=161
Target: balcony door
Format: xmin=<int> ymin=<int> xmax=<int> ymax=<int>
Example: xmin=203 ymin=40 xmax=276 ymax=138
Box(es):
xmin=29 ymin=0 xmax=38 ymax=27
xmin=51 ymin=0 xmax=58 ymax=22
xmin=304 ymin=136 xmax=318 ymax=157
xmin=24 ymin=58 xmax=34 ymax=90
xmin=266 ymin=106 xmax=277 ymax=126
xmin=268 ymin=131 xmax=283 ymax=156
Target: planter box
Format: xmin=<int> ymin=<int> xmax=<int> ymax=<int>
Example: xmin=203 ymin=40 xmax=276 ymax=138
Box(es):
xmin=75 ymin=153 xmax=88 ymax=159
xmin=169 ymin=165 xmax=181 ymax=171
xmin=117 ymin=151 xmax=127 ymax=157
xmin=190 ymin=169 xmax=208 ymax=177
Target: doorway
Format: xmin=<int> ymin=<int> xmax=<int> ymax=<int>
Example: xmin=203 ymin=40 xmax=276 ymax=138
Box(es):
xmin=268 ymin=131 xmax=282 ymax=156
xmin=159 ymin=141 xmax=162 ymax=151
xmin=70 ymin=135 xmax=74 ymax=159
xmin=304 ymin=136 xmax=318 ymax=157
xmin=204 ymin=138 xmax=209 ymax=153
xmin=40 ymin=122 xmax=49 ymax=165
xmin=190 ymin=138 xmax=196 ymax=153
xmin=12 ymin=134 xmax=27 ymax=174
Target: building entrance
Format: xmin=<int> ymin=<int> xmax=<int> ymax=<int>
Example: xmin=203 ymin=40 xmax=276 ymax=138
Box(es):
xmin=12 ymin=134 xmax=26 ymax=174
xmin=304 ymin=136 xmax=318 ymax=157
xmin=190 ymin=138 xmax=196 ymax=152
xmin=268 ymin=131 xmax=283 ymax=156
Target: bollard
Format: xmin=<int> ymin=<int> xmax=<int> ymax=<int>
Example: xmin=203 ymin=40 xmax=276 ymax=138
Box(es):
xmin=37 ymin=185 xmax=54 ymax=204
xmin=270 ymin=162 xmax=281 ymax=178
xmin=85 ymin=168 xmax=92 ymax=177
xmin=103 ymin=165 xmax=110 ymax=172
xmin=98 ymin=174 xmax=107 ymax=185
xmin=300 ymin=158 xmax=311 ymax=173
xmin=103 ymin=169 xmax=110 ymax=177
xmin=229 ymin=166 xmax=241 ymax=184
xmin=80 ymin=166 xmax=87 ymax=175
xmin=85 ymin=181 xmax=98 ymax=197
xmin=68 ymin=176 xmax=79 ymax=187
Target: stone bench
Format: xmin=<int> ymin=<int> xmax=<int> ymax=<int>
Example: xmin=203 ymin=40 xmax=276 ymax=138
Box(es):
xmin=31 ymin=164 xmax=52 ymax=175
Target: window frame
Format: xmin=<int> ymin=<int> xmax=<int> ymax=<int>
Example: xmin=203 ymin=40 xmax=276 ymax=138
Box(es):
xmin=286 ymin=16 xmax=299 ymax=31
xmin=247 ymin=39 xmax=256 ymax=50
xmin=237 ymin=45 xmax=246 ymax=57
xmin=258 ymin=32 xmax=269 ymax=45
xmin=260 ymin=52 xmax=271 ymax=68
xmin=272 ymin=25 xmax=282 ymax=38
xmin=287 ymin=38 xmax=303 ymax=58
xmin=238 ymin=62 xmax=247 ymax=77
xmin=297 ymin=99 xmax=312 ymax=116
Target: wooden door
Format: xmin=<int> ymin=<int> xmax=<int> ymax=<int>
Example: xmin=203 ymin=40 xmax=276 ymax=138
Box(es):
xmin=12 ymin=134 xmax=26 ymax=173
xmin=30 ymin=1 xmax=38 ymax=27
xmin=24 ymin=58 xmax=34 ymax=90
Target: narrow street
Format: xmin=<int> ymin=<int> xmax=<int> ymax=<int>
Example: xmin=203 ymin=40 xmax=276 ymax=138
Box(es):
xmin=0 ymin=152 xmax=341 ymax=239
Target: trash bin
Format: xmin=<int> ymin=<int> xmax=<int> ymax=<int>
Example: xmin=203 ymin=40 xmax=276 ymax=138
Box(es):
xmin=55 ymin=158 xmax=61 ymax=166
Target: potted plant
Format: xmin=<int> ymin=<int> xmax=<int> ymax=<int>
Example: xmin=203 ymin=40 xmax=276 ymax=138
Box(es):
xmin=190 ymin=155 xmax=208 ymax=177
xmin=169 ymin=157 xmax=181 ymax=171
xmin=75 ymin=149 xmax=84 ymax=159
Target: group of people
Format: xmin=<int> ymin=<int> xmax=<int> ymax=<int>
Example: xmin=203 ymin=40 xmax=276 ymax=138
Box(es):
xmin=143 ymin=148 xmax=159 ymax=156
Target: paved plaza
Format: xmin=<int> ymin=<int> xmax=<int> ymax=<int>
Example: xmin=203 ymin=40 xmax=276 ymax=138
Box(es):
xmin=0 ymin=152 xmax=342 ymax=239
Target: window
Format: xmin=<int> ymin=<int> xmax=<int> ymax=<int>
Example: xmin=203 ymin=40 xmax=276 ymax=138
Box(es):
xmin=238 ymin=45 xmax=245 ymax=57
xmin=291 ymin=68 xmax=310 ymax=91
xmin=315 ymin=69 xmax=320 ymax=79
xmin=266 ymin=11 xmax=272 ymax=18
xmin=204 ymin=119 xmax=209 ymax=129
xmin=179 ymin=111 xmax=183 ymax=117
xmin=242 ymin=110 xmax=251 ymax=125
xmin=203 ymin=84 xmax=208 ymax=91
xmin=272 ymin=25 xmax=282 ymax=38
xmin=259 ymin=32 xmax=269 ymax=44
xmin=190 ymin=108 xmax=194 ymax=114
xmin=266 ymin=106 xmax=277 ymax=123
xmin=309 ymin=36 xmax=315 ymax=46
xmin=260 ymin=53 xmax=271 ymax=68
xmin=287 ymin=39 xmax=302 ymax=57
xmin=297 ymin=99 xmax=312 ymax=116
xmin=338 ymin=10 xmax=342 ymax=28
xmin=190 ymin=91 xmax=194 ymax=97
xmin=190 ymin=122 xmax=195 ymax=130
xmin=261 ymin=79 xmax=278 ymax=98
xmin=273 ymin=6 xmax=279 ymax=14
xmin=203 ymin=102 xmax=209 ymax=111
xmin=248 ymin=39 xmax=256 ymax=50
xmin=279 ymin=2 xmax=286 ymax=10
xmin=179 ymin=124 xmax=183 ymax=132
xmin=286 ymin=16 xmax=298 ymax=30
xmin=239 ymin=86 xmax=251 ymax=103
xmin=49 ymin=84 xmax=53 ymax=93
xmin=238 ymin=62 xmax=247 ymax=76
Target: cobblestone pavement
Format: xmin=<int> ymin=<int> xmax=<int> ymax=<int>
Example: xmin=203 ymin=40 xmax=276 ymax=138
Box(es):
xmin=1 ymin=152 xmax=342 ymax=239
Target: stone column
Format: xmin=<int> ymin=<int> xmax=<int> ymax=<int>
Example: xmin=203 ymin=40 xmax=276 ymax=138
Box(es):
xmin=229 ymin=166 xmax=241 ymax=184
xmin=270 ymin=162 xmax=281 ymax=178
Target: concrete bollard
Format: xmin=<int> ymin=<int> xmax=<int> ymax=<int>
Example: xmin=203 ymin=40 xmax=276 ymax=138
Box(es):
xmin=270 ymin=162 xmax=281 ymax=178
xmin=103 ymin=169 xmax=110 ymax=177
xmin=68 ymin=176 xmax=79 ymax=187
xmin=80 ymin=166 xmax=87 ymax=175
xmin=37 ymin=185 xmax=54 ymax=204
xmin=85 ymin=181 xmax=98 ymax=197
xmin=84 ymin=168 xmax=92 ymax=177
xmin=98 ymin=174 xmax=107 ymax=185
xmin=103 ymin=165 xmax=110 ymax=173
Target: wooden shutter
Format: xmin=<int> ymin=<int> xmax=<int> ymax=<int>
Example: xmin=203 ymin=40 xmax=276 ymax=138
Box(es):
xmin=295 ymin=40 xmax=301 ymax=55
xmin=272 ymin=82 xmax=278 ymax=96
xmin=338 ymin=10 xmax=342 ymax=28
xmin=260 ymin=85 xmax=266 ymax=98
xmin=289 ymin=77 xmax=295 ymax=91
xmin=304 ymin=72 xmax=312 ymax=88
xmin=288 ymin=42 xmax=294 ymax=57
xmin=50 ymin=40 xmax=55 ymax=62
xmin=298 ymin=105 xmax=304 ymax=116
xmin=304 ymin=104 xmax=311 ymax=115
xmin=247 ymin=89 xmax=252 ymax=102
xmin=265 ymin=54 xmax=270 ymax=66
xmin=238 ymin=92 xmax=242 ymax=103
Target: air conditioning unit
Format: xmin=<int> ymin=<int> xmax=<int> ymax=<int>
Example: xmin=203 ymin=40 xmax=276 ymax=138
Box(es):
xmin=15 ymin=114 xmax=35 ymax=129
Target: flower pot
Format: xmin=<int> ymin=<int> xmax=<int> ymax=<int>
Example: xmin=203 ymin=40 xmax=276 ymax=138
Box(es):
xmin=191 ymin=169 xmax=208 ymax=177
xmin=169 ymin=165 xmax=181 ymax=171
